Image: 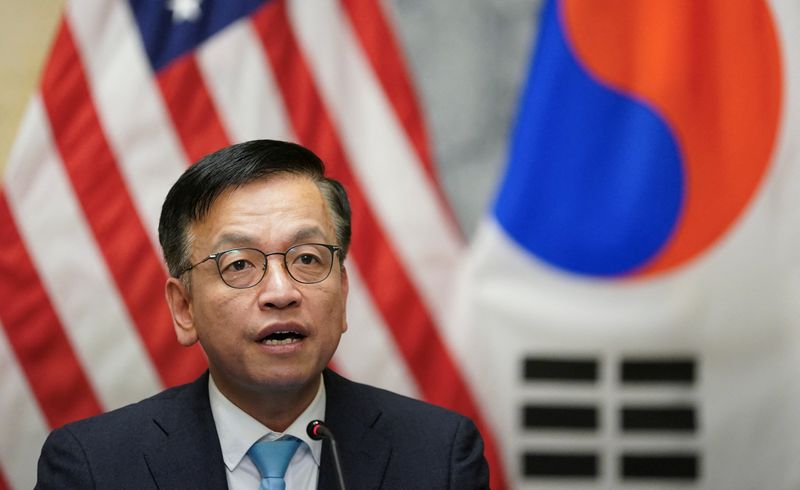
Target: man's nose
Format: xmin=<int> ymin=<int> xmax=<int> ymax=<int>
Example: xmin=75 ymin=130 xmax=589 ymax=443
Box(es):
xmin=257 ymin=255 xmax=301 ymax=309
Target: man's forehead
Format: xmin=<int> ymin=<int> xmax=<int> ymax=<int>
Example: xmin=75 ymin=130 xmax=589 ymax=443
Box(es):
xmin=208 ymin=225 xmax=329 ymax=251
xmin=198 ymin=174 xmax=324 ymax=217
xmin=187 ymin=176 xmax=335 ymax=251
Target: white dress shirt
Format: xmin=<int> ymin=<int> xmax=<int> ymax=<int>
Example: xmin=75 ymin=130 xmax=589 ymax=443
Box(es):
xmin=208 ymin=375 xmax=326 ymax=490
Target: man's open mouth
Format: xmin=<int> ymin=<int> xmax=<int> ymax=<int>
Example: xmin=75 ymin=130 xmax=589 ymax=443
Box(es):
xmin=259 ymin=331 xmax=306 ymax=345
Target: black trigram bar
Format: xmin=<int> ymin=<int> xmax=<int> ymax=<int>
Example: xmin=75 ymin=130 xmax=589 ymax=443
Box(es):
xmin=621 ymin=406 xmax=696 ymax=432
xmin=621 ymin=358 xmax=696 ymax=384
xmin=523 ymin=357 xmax=598 ymax=382
xmin=523 ymin=452 xmax=598 ymax=478
xmin=621 ymin=453 xmax=699 ymax=480
xmin=523 ymin=405 xmax=598 ymax=430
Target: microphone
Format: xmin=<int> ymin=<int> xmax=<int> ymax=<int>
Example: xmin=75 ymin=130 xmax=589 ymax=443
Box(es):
xmin=307 ymin=420 xmax=347 ymax=490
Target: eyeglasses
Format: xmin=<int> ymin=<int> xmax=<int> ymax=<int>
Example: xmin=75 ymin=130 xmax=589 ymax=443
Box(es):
xmin=179 ymin=243 xmax=342 ymax=289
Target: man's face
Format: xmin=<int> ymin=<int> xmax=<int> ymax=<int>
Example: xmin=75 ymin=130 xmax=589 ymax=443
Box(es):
xmin=165 ymin=174 xmax=348 ymax=406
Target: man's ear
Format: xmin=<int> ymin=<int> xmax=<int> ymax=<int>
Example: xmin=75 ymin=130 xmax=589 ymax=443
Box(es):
xmin=165 ymin=277 xmax=199 ymax=346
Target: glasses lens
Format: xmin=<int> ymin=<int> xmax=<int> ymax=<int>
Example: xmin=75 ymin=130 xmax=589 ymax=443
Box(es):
xmin=217 ymin=249 xmax=266 ymax=288
xmin=286 ymin=244 xmax=334 ymax=283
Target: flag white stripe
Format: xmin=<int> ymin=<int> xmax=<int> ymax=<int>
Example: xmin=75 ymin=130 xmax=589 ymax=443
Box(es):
xmin=197 ymin=19 xmax=294 ymax=143
xmin=5 ymin=97 xmax=162 ymax=410
xmin=0 ymin=319 xmax=49 ymax=490
xmin=65 ymin=0 xmax=189 ymax=243
xmin=333 ymin=262 xmax=420 ymax=398
xmin=287 ymin=0 xmax=464 ymax=325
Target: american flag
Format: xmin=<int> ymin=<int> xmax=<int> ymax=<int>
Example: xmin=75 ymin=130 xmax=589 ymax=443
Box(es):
xmin=0 ymin=1 xmax=512 ymax=488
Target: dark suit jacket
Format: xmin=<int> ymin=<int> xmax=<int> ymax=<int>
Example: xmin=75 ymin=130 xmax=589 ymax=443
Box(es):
xmin=35 ymin=369 xmax=490 ymax=489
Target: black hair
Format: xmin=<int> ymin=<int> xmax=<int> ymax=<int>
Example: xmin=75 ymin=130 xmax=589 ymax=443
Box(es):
xmin=158 ymin=139 xmax=351 ymax=277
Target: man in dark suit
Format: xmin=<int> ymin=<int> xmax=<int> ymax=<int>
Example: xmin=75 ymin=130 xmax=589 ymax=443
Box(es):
xmin=35 ymin=140 xmax=489 ymax=489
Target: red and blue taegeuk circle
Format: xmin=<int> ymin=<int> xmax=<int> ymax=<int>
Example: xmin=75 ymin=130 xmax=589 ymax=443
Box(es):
xmin=495 ymin=0 xmax=782 ymax=278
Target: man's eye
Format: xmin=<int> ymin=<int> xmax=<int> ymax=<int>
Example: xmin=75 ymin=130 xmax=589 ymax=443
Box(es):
xmin=232 ymin=260 xmax=249 ymax=270
xmin=223 ymin=259 xmax=255 ymax=272
xmin=299 ymin=254 xmax=318 ymax=264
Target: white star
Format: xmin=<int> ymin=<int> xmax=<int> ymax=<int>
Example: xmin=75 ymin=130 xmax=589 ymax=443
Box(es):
xmin=167 ymin=0 xmax=203 ymax=23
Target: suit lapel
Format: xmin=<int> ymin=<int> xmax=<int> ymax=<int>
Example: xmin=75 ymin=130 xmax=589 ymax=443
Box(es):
xmin=318 ymin=370 xmax=392 ymax=490
xmin=143 ymin=372 xmax=228 ymax=489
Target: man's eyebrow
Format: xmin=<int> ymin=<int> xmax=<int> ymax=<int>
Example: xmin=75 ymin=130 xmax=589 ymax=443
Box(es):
xmin=290 ymin=226 xmax=328 ymax=244
xmin=211 ymin=232 xmax=259 ymax=250
xmin=210 ymin=227 xmax=330 ymax=251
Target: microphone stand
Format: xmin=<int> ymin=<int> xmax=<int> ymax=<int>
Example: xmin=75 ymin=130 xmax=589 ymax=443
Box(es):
xmin=307 ymin=420 xmax=347 ymax=490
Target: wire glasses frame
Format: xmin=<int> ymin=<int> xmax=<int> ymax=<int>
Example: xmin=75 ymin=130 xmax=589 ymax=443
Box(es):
xmin=178 ymin=243 xmax=342 ymax=289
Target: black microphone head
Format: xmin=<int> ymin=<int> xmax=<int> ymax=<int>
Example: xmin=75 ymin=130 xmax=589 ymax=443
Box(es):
xmin=307 ymin=419 xmax=326 ymax=440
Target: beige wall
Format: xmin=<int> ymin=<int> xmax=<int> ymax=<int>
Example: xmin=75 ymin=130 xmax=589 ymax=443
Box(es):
xmin=0 ymin=1 xmax=64 ymax=176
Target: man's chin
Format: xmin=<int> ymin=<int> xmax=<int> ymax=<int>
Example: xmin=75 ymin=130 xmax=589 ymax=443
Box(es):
xmin=251 ymin=368 xmax=321 ymax=394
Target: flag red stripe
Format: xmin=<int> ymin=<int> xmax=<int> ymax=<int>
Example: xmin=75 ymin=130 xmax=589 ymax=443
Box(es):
xmin=340 ymin=0 xmax=461 ymax=234
xmin=157 ymin=56 xmax=232 ymax=162
xmin=0 ymin=193 xmax=102 ymax=428
xmin=40 ymin=20 xmax=205 ymax=388
xmin=253 ymin=4 xmax=507 ymax=488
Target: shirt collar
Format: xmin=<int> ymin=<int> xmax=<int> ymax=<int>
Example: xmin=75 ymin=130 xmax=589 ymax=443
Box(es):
xmin=208 ymin=374 xmax=326 ymax=471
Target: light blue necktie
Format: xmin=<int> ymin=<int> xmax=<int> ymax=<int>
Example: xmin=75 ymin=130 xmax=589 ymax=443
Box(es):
xmin=247 ymin=436 xmax=301 ymax=490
